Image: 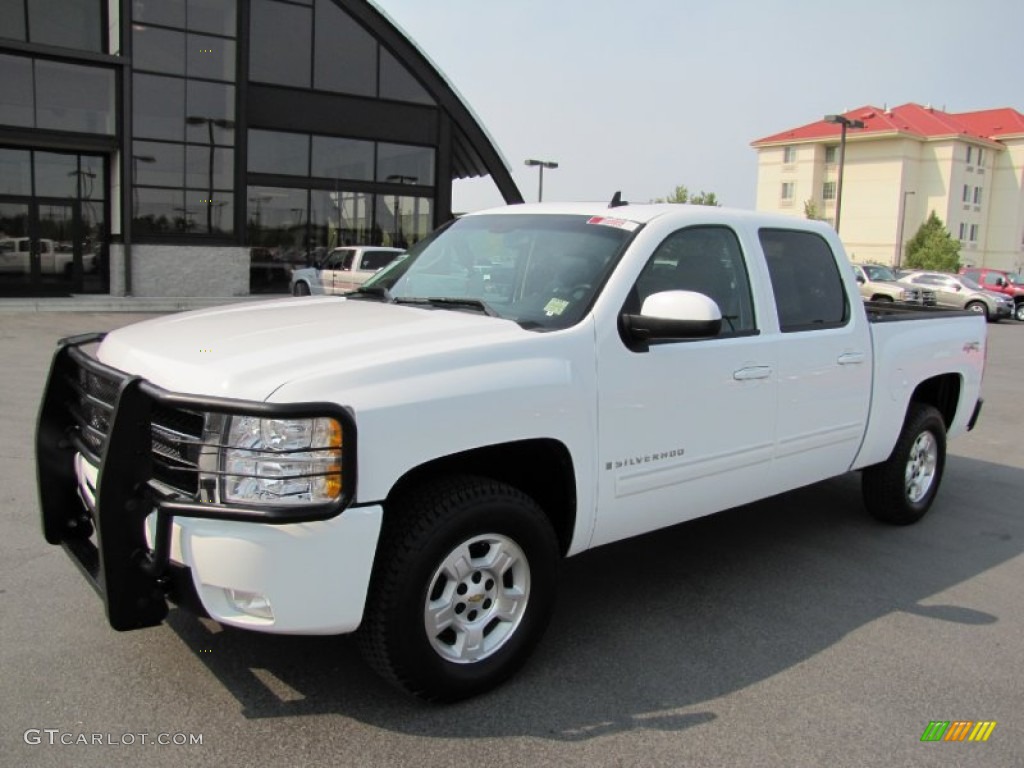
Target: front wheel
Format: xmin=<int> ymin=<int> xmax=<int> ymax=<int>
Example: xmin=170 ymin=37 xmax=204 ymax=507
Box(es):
xmin=292 ymin=281 xmax=311 ymax=296
xmin=1015 ymin=302 xmax=1024 ymax=322
xmin=965 ymin=301 xmax=989 ymax=321
xmin=862 ymin=403 xmax=946 ymax=525
xmin=357 ymin=475 xmax=559 ymax=702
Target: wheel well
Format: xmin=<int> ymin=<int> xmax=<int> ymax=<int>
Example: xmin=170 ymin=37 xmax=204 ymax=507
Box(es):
xmin=910 ymin=374 xmax=961 ymax=429
xmin=385 ymin=439 xmax=577 ymax=555
xmin=870 ymin=293 xmax=893 ymax=302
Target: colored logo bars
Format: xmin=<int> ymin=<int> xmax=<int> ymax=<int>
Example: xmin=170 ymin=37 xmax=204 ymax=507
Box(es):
xmin=920 ymin=721 xmax=997 ymax=742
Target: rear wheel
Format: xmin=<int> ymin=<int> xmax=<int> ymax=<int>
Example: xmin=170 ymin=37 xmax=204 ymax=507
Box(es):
xmin=1015 ymin=302 xmax=1024 ymax=322
xmin=862 ymin=403 xmax=946 ymax=525
xmin=965 ymin=301 xmax=989 ymax=321
xmin=292 ymin=281 xmax=311 ymax=296
xmin=357 ymin=475 xmax=559 ymax=702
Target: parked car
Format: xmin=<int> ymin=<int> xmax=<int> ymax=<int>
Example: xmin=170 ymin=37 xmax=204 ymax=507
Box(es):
xmin=851 ymin=263 xmax=936 ymax=305
xmin=898 ymin=271 xmax=1013 ymax=321
xmin=959 ymin=267 xmax=1024 ymax=321
xmin=291 ymin=246 xmax=404 ymax=296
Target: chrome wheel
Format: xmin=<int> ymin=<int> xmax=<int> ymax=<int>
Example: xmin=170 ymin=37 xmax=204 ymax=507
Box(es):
xmin=1016 ymin=303 xmax=1024 ymax=322
xmin=424 ymin=533 xmax=530 ymax=664
xmin=905 ymin=430 xmax=938 ymax=503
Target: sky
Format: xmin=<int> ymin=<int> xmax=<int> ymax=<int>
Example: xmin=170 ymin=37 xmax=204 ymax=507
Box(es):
xmin=371 ymin=0 xmax=1024 ymax=213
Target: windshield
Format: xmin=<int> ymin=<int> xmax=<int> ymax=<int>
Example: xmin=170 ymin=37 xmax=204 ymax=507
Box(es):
xmin=862 ymin=265 xmax=897 ymax=282
xmin=358 ymin=214 xmax=637 ymax=329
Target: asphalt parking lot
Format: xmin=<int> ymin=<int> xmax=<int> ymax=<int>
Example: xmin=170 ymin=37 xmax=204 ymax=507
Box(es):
xmin=2 ymin=311 xmax=1022 ymax=768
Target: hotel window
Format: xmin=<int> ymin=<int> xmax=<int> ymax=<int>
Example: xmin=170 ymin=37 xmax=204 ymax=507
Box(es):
xmin=824 ymin=146 xmax=837 ymax=164
xmin=958 ymin=222 xmax=967 ymax=241
xmin=962 ymin=184 xmax=970 ymax=203
xmin=822 ymin=181 xmax=836 ymax=201
xmin=977 ymin=148 xmax=985 ymax=166
xmin=781 ymin=182 xmax=794 ymax=201
xmin=783 ymin=146 xmax=796 ymax=164
xmin=974 ymin=187 xmax=982 ymax=205
xmin=966 ymin=146 xmax=973 ymax=164
xmin=969 ymin=224 xmax=978 ymax=242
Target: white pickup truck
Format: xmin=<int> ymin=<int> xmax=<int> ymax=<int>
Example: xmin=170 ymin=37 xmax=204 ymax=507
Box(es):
xmin=38 ymin=202 xmax=986 ymax=702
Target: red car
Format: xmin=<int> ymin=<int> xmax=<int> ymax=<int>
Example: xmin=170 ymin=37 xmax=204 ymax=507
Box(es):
xmin=959 ymin=267 xmax=1024 ymax=321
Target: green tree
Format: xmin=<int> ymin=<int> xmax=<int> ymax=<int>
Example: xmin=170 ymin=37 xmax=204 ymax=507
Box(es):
xmin=652 ymin=184 xmax=721 ymax=206
xmin=904 ymin=211 xmax=960 ymax=271
xmin=689 ymin=191 xmax=721 ymax=206
xmin=804 ymin=198 xmax=823 ymax=220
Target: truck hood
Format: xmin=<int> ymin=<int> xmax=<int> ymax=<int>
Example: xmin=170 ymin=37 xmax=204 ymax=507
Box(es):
xmin=98 ymin=296 xmax=530 ymax=401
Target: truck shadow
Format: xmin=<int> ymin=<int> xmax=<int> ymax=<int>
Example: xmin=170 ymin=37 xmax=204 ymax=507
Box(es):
xmin=166 ymin=455 xmax=1022 ymax=741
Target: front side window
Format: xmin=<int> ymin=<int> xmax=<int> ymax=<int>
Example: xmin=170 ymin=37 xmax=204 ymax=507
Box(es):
xmin=361 ymin=214 xmax=635 ymax=331
xmin=760 ymin=228 xmax=848 ymax=332
xmin=629 ymin=226 xmax=756 ymax=336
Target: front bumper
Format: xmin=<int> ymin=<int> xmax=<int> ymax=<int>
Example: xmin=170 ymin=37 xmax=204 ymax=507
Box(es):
xmin=37 ymin=334 xmax=376 ymax=634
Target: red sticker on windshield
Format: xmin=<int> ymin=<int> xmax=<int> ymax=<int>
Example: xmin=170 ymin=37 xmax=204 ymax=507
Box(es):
xmin=587 ymin=216 xmax=639 ymax=232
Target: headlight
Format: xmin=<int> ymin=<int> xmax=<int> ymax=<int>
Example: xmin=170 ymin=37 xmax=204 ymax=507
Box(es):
xmin=220 ymin=416 xmax=343 ymax=505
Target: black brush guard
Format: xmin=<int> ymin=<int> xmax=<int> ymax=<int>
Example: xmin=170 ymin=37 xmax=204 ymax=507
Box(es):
xmin=37 ymin=334 xmax=357 ymax=631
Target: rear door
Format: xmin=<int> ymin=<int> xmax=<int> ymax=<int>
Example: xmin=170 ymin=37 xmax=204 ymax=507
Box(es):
xmin=760 ymin=228 xmax=872 ymax=489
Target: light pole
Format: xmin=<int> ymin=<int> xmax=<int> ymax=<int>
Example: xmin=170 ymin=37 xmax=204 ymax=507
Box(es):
xmin=895 ymin=190 xmax=915 ymax=267
xmin=186 ymin=115 xmax=234 ymax=233
xmin=824 ymin=114 xmax=864 ymax=234
xmin=524 ymin=159 xmax=558 ymax=202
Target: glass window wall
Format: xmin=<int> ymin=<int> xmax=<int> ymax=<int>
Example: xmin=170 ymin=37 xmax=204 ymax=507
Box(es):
xmin=249 ymin=0 xmax=311 ymax=88
xmin=131 ymin=0 xmax=238 ymax=239
xmin=0 ymin=54 xmax=34 ymax=128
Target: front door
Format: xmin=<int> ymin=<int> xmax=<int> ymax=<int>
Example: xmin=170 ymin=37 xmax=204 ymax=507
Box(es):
xmin=593 ymin=225 xmax=777 ymax=548
xmin=0 ymin=197 xmax=99 ymax=295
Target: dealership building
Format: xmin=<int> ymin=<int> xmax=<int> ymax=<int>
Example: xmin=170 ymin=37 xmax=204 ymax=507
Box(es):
xmin=0 ymin=0 xmax=523 ymax=299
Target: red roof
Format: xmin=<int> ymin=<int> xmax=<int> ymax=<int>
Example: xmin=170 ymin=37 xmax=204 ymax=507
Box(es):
xmin=752 ymin=103 xmax=1024 ymax=146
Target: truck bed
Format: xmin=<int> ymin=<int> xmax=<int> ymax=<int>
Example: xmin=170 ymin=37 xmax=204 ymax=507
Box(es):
xmin=863 ymin=301 xmax=973 ymax=323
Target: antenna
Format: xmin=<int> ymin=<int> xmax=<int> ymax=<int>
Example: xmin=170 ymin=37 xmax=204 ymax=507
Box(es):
xmin=609 ymin=191 xmax=628 ymax=208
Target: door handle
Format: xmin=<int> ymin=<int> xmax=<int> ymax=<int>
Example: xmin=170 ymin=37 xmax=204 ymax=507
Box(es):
xmin=733 ymin=366 xmax=772 ymax=381
xmin=838 ymin=352 xmax=865 ymax=365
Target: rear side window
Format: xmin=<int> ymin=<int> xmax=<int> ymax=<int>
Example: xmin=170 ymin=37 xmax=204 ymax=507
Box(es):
xmin=360 ymin=250 xmax=399 ymax=271
xmin=759 ymin=228 xmax=848 ymax=332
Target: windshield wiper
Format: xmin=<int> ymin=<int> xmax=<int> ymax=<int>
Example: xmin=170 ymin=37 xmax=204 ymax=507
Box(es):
xmin=350 ymin=285 xmax=392 ymax=301
xmin=393 ymin=296 xmax=498 ymax=317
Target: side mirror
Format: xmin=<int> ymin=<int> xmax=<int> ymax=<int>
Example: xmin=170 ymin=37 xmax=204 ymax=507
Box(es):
xmin=855 ymin=274 xmax=865 ymax=284
xmin=621 ymin=290 xmax=722 ymax=351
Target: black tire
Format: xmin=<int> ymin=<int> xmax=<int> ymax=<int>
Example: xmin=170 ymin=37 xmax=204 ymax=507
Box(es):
xmin=293 ymin=281 xmax=311 ymax=296
xmin=357 ymin=475 xmax=559 ymax=702
xmin=862 ymin=403 xmax=946 ymax=525
xmin=1015 ymin=302 xmax=1024 ymax=322
xmin=965 ymin=301 xmax=989 ymax=321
